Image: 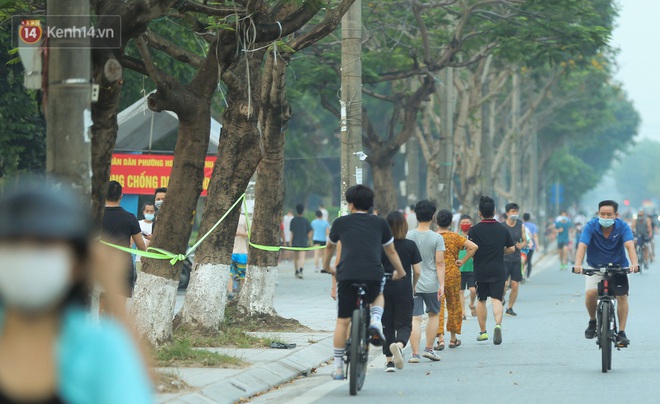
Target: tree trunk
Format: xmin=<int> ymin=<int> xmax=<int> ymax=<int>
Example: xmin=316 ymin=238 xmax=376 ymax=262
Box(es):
xmin=370 ymin=156 xmax=398 ymax=214
xmin=90 ymin=56 xmax=122 ymax=226
xmin=175 ymin=53 xmax=264 ymax=333
xmin=133 ymin=93 xmax=213 ymax=345
xmin=237 ymin=53 xmax=290 ymax=316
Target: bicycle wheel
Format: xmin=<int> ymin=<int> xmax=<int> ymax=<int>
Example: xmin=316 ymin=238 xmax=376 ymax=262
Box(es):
xmin=349 ymin=308 xmax=367 ymax=395
xmin=638 ymin=245 xmax=644 ymax=274
xmin=600 ymin=302 xmax=612 ymax=373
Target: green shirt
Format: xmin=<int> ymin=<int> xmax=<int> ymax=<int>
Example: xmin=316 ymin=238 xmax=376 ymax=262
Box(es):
xmin=458 ymin=230 xmax=473 ymax=272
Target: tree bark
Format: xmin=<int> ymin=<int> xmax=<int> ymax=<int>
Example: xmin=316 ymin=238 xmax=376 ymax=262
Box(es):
xmin=237 ymin=52 xmax=290 ymax=317
xmin=370 ymin=156 xmax=398 ymax=214
xmin=175 ymin=52 xmax=264 ymax=333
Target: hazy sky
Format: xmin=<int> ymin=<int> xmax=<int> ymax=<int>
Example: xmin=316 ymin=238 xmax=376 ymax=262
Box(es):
xmin=611 ymin=0 xmax=660 ymax=141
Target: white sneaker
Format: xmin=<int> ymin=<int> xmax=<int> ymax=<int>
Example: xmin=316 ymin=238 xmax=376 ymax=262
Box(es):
xmin=368 ymin=322 xmax=386 ymax=346
xmin=390 ymin=343 xmax=404 ymax=370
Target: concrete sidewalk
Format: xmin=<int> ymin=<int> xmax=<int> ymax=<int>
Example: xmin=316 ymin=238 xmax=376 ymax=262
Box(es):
xmin=159 ymin=250 xmax=551 ymax=403
xmin=158 ymin=259 xmax=338 ymax=404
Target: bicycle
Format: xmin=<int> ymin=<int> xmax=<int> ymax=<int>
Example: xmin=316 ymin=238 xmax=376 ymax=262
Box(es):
xmin=344 ymin=283 xmax=371 ymax=395
xmin=573 ymin=264 xmax=630 ymax=373
xmin=635 ymin=236 xmax=647 ymax=272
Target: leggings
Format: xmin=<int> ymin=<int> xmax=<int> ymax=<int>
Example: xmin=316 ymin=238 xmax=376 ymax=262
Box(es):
xmin=438 ymin=267 xmax=462 ymax=335
xmin=382 ymin=287 xmax=413 ymax=356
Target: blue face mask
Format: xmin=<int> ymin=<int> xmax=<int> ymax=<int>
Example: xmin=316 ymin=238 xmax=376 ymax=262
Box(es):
xmin=598 ymin=217 xmax=614 ymax=228
xmin=144 ymin=213 xmax=155 ymax=221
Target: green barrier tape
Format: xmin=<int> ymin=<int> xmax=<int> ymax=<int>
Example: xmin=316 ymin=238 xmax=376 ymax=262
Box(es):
xmin=99 ymin=240 xmax=186 ymax=265
xmin=243 ymin=195 xmax=326 ymax=252
xmin=102 ymin=191 xmax=329 ymax=263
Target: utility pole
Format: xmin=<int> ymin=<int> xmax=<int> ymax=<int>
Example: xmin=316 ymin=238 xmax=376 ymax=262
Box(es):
xmin=339 ymin=0 xmax=362 ymax=213
xmin=437 ymin=67 xmax=454 ymax=208
xmin=510 ymin=72 xmax=521 ymax=203
xmin=46 ymin=1 xmax=92 ymax=195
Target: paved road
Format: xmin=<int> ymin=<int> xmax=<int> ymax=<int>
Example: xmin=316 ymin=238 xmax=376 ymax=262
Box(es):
xmin=253 ymin=254 xmax=660 ymax=403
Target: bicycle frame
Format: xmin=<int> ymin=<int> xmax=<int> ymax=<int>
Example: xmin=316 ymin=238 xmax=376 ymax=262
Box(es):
xmin=345 ymin=284 xmax=371 ymax=395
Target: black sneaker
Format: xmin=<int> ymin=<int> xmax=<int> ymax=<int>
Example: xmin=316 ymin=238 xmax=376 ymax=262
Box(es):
xmin=385 ymin=361 xmax=395 ymax=372
xmin=616 ymin=331 xmax=630 ymax=348
xmin=505 ymin=308 xmax=517 ymax=316
xmin=585 ymin=319 xmax=597 ymax=339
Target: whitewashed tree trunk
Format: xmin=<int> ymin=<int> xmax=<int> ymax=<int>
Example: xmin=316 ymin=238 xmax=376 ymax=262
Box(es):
xmin=131 ymin=272 xmax=179 ymax=346
xmin=176 ymin=263 xmax=232 ymax=331
xmin=237 ymin=265 xmax=279 ymax=316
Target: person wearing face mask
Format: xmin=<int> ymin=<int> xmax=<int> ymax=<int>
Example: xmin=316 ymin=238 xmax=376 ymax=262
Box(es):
xmin=136 ymin=203 xmax=156 ymax=272
xmin=0 ymin=178 xmax=153 ymax=403
xmin=458 ymin=215 xmax=477 ymax=318
xmin=574 ymin=200 xmax=639 ymax=348
xmin=501 ymin=203 xmax=529 ymax=317
xmin=154 ymin=187 xmax=167 ymax=212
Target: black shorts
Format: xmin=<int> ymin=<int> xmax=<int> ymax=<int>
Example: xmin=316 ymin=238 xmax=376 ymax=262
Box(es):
xmin=461 ymin=272 xmax=475 ymax=290
xmin=313 ymin=240 xmax=326 ymax=246
xmin=476 ymin=280 xmax=505 ymax=301
xmin=557 ymin=241 xmax=568 ymax=249
xmin=337 ymin=278 xmax=385 ymax=319
xmin=504 ymin=261 xmax=523 ymax=282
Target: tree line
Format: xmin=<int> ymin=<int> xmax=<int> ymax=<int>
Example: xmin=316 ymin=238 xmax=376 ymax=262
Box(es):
xmin=0 ymin=0 xmax=639 ymax=346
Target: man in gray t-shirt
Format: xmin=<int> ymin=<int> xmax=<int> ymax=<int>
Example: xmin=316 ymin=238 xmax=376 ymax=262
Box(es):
xmin=406 ymin=200 xmax=446 ymax=362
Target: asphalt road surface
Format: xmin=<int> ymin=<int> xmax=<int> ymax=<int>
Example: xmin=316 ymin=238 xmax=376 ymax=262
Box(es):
xmin=252 ymin=254 xmax=660 ymax=403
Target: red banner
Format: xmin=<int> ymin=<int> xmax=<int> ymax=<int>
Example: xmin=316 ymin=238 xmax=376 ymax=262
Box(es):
xmin=110 ymin=153 xmax=216 ymax=196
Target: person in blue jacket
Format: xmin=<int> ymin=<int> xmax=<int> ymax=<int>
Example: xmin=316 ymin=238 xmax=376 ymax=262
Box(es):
xmin=0 ymin=178 xmax=153 ymax=404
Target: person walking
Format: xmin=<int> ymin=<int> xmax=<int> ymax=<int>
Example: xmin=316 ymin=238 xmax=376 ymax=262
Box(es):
xmin=406 ymin=200 xmax=445 ymax=363
xmin=290 ymin=204 xmax=312 ymax=279
xmin=311 ymin=210 xmax=331 ymax=272
xmin=434 ymin=210 xmax=478 ymax=350
xmin=102 ymin=181 xmax=146 ymax=300
xmin=522 ymin=213 xmax=539 ymax=280
xmin=555 ymin=211 xmax=572 ymax=270
xmin=381 ymin=211 xmax=422 ymax=372
xmin=282 ymin=209 xmax=294 ymax=261
xmin=457 ymin=215 xmax=478 ymax=319
xmin=468 ymin=196 xmax=515 ymax=345
xmin=501 ymin=203 xmax=529 ymax=316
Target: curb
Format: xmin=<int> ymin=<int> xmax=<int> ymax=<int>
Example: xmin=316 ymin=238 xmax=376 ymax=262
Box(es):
xmin=159 ymin=335 xmax=334 ymax=404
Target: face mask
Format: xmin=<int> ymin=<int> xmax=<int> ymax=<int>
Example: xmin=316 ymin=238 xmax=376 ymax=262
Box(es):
xmin=155 ymin=200 xmax=163 ymax=210
xmin=598 ymin=217 xmax=615 ymax=228
xmin=509 ymin=215 xmax=519 ymax=221
xmin=460 ymin=224 xmax=471 ymax=232
xmin=0 ymin=246 xmax=72 ymax=314
xmin=144 ymin=213 xmax=155 ymax=221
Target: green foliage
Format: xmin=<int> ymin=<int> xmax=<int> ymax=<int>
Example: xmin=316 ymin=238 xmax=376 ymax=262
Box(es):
xmin=0 ymin=22 xmax=45 ymax=177
xmin=613 ymin=140 xmax=660 ymax=207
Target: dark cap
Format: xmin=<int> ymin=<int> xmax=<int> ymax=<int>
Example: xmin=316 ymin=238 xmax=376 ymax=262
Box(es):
xmin=0 ymin=178 xmax=93 ymax=243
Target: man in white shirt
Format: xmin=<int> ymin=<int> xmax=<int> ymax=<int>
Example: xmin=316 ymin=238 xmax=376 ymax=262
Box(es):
xmin=136 ymin=202 xmax=155 ymax=271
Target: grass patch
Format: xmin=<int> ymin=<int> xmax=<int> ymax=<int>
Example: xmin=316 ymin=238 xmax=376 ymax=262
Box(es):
xmin=155 ymin=337 xmax=248 ymax=368
xmin=155 ymin=370 xmax=189 ymax=393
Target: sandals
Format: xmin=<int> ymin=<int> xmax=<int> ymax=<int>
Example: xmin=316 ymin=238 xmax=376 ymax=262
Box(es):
xmin=449 ymin=339 xmax=462 ymax=349
xmin=433 ymin=340 xmax=445 ymax=351
xmin=469 ymin=305 xmax=477 ymax=317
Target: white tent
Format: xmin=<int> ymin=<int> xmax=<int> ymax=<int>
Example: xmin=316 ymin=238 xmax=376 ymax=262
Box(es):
xmin=115 ymin=93 xmax=222 ymax=153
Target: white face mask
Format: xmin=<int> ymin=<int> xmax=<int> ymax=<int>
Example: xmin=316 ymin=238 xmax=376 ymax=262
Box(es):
xmin=155 ymin=200 xmax=163 ymax=210
xmin=0 ymin=245 xmax=73 ymax=314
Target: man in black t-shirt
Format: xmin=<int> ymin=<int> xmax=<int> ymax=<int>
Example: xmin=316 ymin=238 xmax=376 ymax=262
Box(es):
xmin=468 ymin=196 xmax=514 ymax=345
xmin=290 ymin=203 xmax=312 ymax=279
xmin=323 ymin=185 xmax=406 ymax=380
xmin=102 ymin=181 xmax=146 ymax=298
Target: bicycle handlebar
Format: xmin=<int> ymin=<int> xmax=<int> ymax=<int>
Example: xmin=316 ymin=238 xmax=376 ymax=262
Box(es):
xmin=572 ymin=266 xmax=632 ymax=276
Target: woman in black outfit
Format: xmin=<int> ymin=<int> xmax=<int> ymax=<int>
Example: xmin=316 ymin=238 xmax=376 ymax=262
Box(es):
xmin=381 ymin=211 xmax=422 ymax=372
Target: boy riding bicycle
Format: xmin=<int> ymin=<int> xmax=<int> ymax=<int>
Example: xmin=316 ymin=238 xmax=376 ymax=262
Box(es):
xmin=573 ymin=200 xmax=639 ymax=347
xmin=323 ymin=185 xmax=406 ymax=380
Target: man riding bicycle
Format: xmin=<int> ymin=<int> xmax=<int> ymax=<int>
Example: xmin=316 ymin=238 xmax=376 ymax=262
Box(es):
xmin=323 ymin=185 xmax=406 ymax=380
xmin=630 ymin=209 xmax=652 ymax=267
xmin=573 ymin=200 xmax=639 ymax=347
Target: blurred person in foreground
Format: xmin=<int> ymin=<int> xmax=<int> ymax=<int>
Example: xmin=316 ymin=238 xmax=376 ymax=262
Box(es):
xmin=0 ymin=178 xmax=153 ymax=403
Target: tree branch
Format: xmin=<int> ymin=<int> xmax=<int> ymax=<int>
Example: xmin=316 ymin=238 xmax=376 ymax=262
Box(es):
xmin=144 ymin=29 xmax=205 ymax=69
